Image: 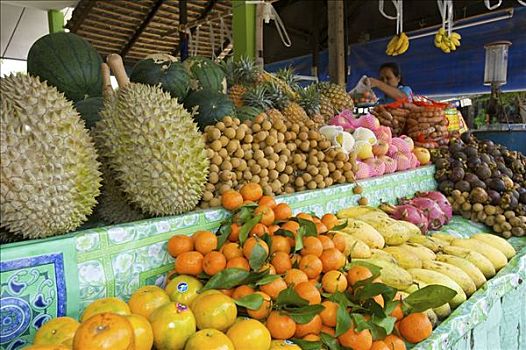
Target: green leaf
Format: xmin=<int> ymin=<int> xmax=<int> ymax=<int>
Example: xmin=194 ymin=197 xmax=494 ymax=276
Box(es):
xmin=371 ymin=314 xmax=396 ymax=335
xmin=201 ymin=268 xmax=250 ymax=291
xmin=332 ymin=219 xmax=349 ymax=231
xmin=276 ymin=286 xmax=309 ymax=307
xmin=242 ymin=269 xmax=271 ymax=285
xmin=335 ymin=304 xmax=352 ymax=337
xmin=351 ymin=313 xmax=370 ymax=332
xmin=367 ymin=321 xmax=388 ymax=341
xmin=347 ymin=260 xmax=382 ymax=276
xmin=328 ymin=292 xmax=352 ymax=308
xmin=262 ymin=233 xmax=272 ymax=247
xmin=297 ymin=218 xmax=318 ymax=237
xmin=294 ymin=226 xmax=305 ymax=252
xmin=234 ymin=293 xmax=264 ymax=310
xmin=237 ymin=205 xmax=256 ymax=221
xmin=255 ymin=274 xmax=281 ymax=286
xmin=383 ymin=300 xmax=399 ymax=316
xmin=276 ymin=229 xmax=295 ymax=239
xmin=403 ymin=285 xmax=457 ymax=313
xmin=216 ymin=218 xmax=232 ymax=250
xmin=249 ymin=242 xmax=268 ymax=271
xmin=285 ymin=304 xmax=325 ymax=324
xmin=238 ymin=214 xmax=261 ymax=245
xmin=354 ymin=283 xmax=394 ymax=301
xmin=320 ymin=332 xmax=341 ymax=350
xmin=290 ymin=339 xmax=322 ymax=350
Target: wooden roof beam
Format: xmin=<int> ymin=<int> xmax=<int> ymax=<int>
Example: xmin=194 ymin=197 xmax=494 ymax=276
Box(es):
xmin=66 ymin=0 xmax=97 ymax=32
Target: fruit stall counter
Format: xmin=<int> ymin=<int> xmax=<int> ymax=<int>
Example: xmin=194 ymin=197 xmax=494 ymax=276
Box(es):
xmin=0 ymin=165 xmax=524 ymax=349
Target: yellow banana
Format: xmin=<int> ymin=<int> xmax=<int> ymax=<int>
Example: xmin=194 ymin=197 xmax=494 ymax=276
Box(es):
xmin=397 ymin=36 xmax=410 ymax=55
xmin=436 ymin=254 xmax=487 ymax=289
xmin=401 ymin=243 xmax=437 ymax=261
xmin=383 ymin=246 xmax=423 ymax=269
xmin=438 ymin=27 xmax=446 ymax=35
xmin=434 ymin=32 xmax=443 ymax=44
xmin=431 ymin=232 xmax=457 ymax=243
xmin=450 ymin=37 xmax=461 ymax=47
xmin=408 ymin=268 xmax=466 ymax=308
xmin=394 ymin=34 xmax=405 ymax=52
xmin=451 ymin=32 xmax=461 ymax=40
xmin=397 ymin=221 xmax=421 ymax=236
xmin=448 ymin=40 xmax=457 ymax=51
xmin=422 ymin=260 xmax=477 ymax=296
xmin=408 ymin=235 xmax=449 ymax=252
xmin=370 ymin=249 xmax=398 ymax=265
xmin=342 ymin=219 xmax=385 ymax=249
xmin=362 ymin=217 xmax=412 ymax=246
xmin=357 ymin=258 xmax=413 ymax=290
xmin=332 ymin=231 xmax=371 ymax=258
xmin=471 ymin=233 xmax=516 ymax=259
xmin=337 ymin=206 xmax=386 ymax=220
xmin=441 ymin=245 xmax=496 ymax=278
xmin=386 ymin=35 xmax=399 ymax=55
xmin=451 ymin=239 xmax=508 ymax=271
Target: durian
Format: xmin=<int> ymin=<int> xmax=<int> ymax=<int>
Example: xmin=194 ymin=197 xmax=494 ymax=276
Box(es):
xmin=1 ymin=74 xmax=102 ymax=238
xmin=95 ymin=55 xmax=209 ymax=216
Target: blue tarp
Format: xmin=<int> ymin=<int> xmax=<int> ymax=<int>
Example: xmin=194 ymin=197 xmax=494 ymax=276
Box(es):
xmin=265 ymin=7 xmax=526 ymax=96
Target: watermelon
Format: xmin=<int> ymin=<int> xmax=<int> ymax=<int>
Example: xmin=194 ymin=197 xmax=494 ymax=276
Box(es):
xmin=130 ymin=54 xmax=190 ymax=101
xmin=27 ymin=32 xmax=103 ymax=102
xmin=184 ymin=89 xmax=234 ymax=130
xmin=75 ymin=97 xmax=104 ymax=129
xmin=183 ymin=56 xmax=226 ymax=93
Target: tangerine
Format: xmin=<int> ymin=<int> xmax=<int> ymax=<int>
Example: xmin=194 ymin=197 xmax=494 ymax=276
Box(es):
xmin=128 ymin=285 xmax=170 ymax=319
xmin=270 ymin=251 xmax=292 ymax=274
xmin=337 ymin=327 xmax=372 ymax=350
xmin=318 ymin=235 xmax=335 ymax=250
xmin=243 ymin=237 xmax=269 ymax=259
xmin=390 ymin=302 xmax=404 ymax=321
xmin=284 ymin=268 xmax=309 ymax=286
xmin=226 ymin=256 xmax=250 ymax=271
xmin=221 ymin=242 xmax=243 ymax=260
xmin=296 ymin=213 xmax=313 ymax=222
xmin=240 ymin=183 xmax=263 ymax=202
xmin=281 ymin=221 xmax=299 ymax=234
xmin=81 ymin=297 xmax=131 ymax=322
xmin=303 ymin=334 xmax=320 ymax=341
xmin=320 ymin=248 xmax=346 ymax=273
xmin=274 ymin=203 xmax=292 ymax=221
xmin=259 ymin=277 xmax=287 ymax=300
xmin=255 ymin=205 xmax=275 ymax=226
xmin=301 ymin=237 xmax=323 ymax=257
xmin=398 ymin=312 xmax=432 ymax=343
xmin=193 ymin=230 xmax=217 ymax=255
xmin=73 ymin=313 xmax=135 ymax=350
xmin=149 ymin=302 xmax=196 ymax=350
xmin=228 ymin=223 xmax=241 ymax=242
xmin=320 ymin=325 xmax=336 ymax=336
xmin=259 ymin=195 xmax=277 ymax=208
xmin=232 ymin=285 xmax=255 ymax=300
xmin=269 ymin=339 xmax=301 ymax=349
xmin=383 ymin=334 xmax=407 ymax=350
xmin=226 ymin=319 xmax=271 ymax=350
xmin=321 ymin=214 xmax=339 ymax=230
xmin=294 ymin=282 xmax=321 ymax=305
xmin=250 ymin=223 xmax=269 ymax=237
xmin=165 ymin=275 xmax=203 ymax=305
xmin=203 ymin=251 xmax=227 ymax=275
xmin=185 ymin=328 xmax=235 ymax=350
xmin=167 ymin=235 xmax=193 ymax=258
xmin=299 ymin=254 xmax=323 ymax=279
xmin=247 ymin=292 xmax=273 ymax=320
xmin=268 ymin=224 xmax=280 ymax=235
xmin=315 ymin=222 xmax=328 ymax=234
xmin=294 ymin=314 xmax=322 ymax=338
xmin=222 ymin=190 xmax=244 ymax=211
xmin=266 ymin=311 xmax=296 ymax=340
xmin=321 ymin=270 xmax=348 ymax=294
xmin=33 ymin=317 xmax=79 ymax=347
xmin=271 ymin=235 xmax=291 ymax=254
xmin=175 ymin=251 xmax=204 ymax=276
xmin=319 ymin=301 xmax=338 ymax=327
xmin=126 ymin=314 xmax=153 ymax=350
xmin=192 ymin=292 xmax=237 ymax=332
xmin=347 ymin=265 xmax=373 ymax=286
xmin=371 ymin=340 xmax=390 ymax=350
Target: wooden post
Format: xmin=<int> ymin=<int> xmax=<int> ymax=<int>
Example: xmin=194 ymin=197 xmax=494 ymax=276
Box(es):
xmin=179 ymin=0 xmax=189 ymax=61
xmin=47 ymin=10 xmax=64 ymax=33
xmin=232 ymin=0 xmax=256 ymax=60
xmin=255 ymin=3 xmax=264 ymax=67
xmin=327 ymin=0 xmax=345 ymax=86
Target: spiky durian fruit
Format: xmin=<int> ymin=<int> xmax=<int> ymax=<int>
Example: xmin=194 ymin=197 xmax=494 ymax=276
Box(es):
xmin=1 ymin=74 xmax=102 ymax=239
xmin=95 ymin=57 xmax=209 ymax=216
xmin=315 ymin=82 xmax=354 ymax=113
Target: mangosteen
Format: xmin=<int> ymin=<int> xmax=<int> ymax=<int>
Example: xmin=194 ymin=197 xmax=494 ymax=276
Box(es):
xmin=488 ymin=178 xmax=506 ymax=192
xmin=460 ymin=131 xmax=475 ymax=144
xmin=453 ymin=152 xmax=468 ymax=161
xmin=476 ymin=164 xmax=492 ymax=180
xmin=509 ymin=195 xmax=519 ymax=209
xmin=470 ymin=187 xmax=489 ymax=204
xmin=502 ymin=176 xmax=514 ymax=190
xmin=491 ymin=169 xmax=502 ymax=177
xmin=467 ymin=158 xmax=482 ymax=170
xmin=450 ymin=159 xmax=465 ymax=169
xmin=438 ymin=180 xmax=455 ymax=195
xmin=465 ymin=146 xmax=478 ymax=158
xmin=434 ymin=158 xmax=450 ymax=170
xmin=435 ymin=169 xmax=449 ymax=182
xmin=480 ymin=154 xmax=492 ymax=164
xmin=449 ymin=142 xmax=464 ymax=154
xmin=450 ymin=167 xmax=465 ymax=182
xmin=518 ymin=189 xmax=526 ymax=204
xmin=464 ymin=173 xmax=479 ymax=184
xmin=455 ymin=180 xmax=471 ymax=192
xmin=487 ymin=189 xmax=501 ymax=205
xmin=472 ymin=180 xmax=487 ymax=189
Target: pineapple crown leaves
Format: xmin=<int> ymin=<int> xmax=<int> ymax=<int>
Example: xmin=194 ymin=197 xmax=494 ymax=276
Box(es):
xmin=233 ymin=56 xmax=261 ymax=86
xmin=264 ymin=81 xmax=291 ymax=110
xmin=275 ymin=66 xmax=300 ymax=90
xmin=220 ymin=58 xmax=236 ymax=86
xmin=297 ymin=85 xmax=321 ymax=116
xmin=243 ymin=84 xmax=273 ymax=110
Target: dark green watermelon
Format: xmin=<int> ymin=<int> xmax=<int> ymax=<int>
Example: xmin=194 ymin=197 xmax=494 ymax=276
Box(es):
xmin=27 ymin=32 xmax=103 ymax=102
xmin=183 ymin=56 xmax=226 ymax=93
xmin=75 ymin=97 xmax=104 ymax=129
xmin=184 ymin=89 xmax=234 ymax=130
xmin=130 ymin=55 xmax=190 ymax=101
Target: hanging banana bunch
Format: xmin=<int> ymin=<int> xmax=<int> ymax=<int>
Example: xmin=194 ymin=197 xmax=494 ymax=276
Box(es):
xmin=435 ymin=0 xmax=461 ymax=53
xmin=381 ymin=0 xmax=410 ymax=56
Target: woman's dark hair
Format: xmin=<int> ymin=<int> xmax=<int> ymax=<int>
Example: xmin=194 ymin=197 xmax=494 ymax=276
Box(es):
xmin=379 ymin=62 xmax=404 ymax=85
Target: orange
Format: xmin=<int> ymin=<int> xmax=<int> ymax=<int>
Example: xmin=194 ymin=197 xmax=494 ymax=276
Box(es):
xmin=390 ymin=302 xmax=404 ymax=321
xmin=383 ymin=334 xmax=407 ymax=350
xmin=266 ymin=311 xmax=297 ymax=340
xmin=284 ymin=268 xmax=308 ymax=286
xmin=193 ymin=230 xmax=217 ymax=255
xmin=128 ymin=285 xmax=170 ymax=319
xmin=373 ymin=294 xmax=385 ymax=308
xmin=185 ymin=328 xmax=235 ymax=350
xmin=232 ymin=285 xmax=255 ymax=300
xmin=318 ymin=235 xmax=335 ymax=250
xmin=319 ymin=301 xmax=338 ymax=327
xmin=222 ymin=190 xmax=244 ymax=211
xmin=331 ymin=233 xmax=347 ymax=253
xmin=258 ymin=262 xmax=277 ymax=274
xmin=347 ymin=265 xmax=373 ymax=286
xmin=73 ymin=312 xmax=135 ymax=350
xmin=269 ymin=340 xmax=301 ymax=349
xmin=255 ymin=205 xmax=275 ymax=226
xmin=229 ymin=223 xmax=241 ymax=242
xmin=33 ymin=317 xmax=79 ymax=347
xmin=303 ymin=334 xmax=320 ymax=341
xmin=226 ymin=319 xmax=271 ymax=350
xmin=296 ymin=213 xmax=314 ymax=222
xmin=338 ymin=327 xmax=372 ymax=350
xmin=321 ymin=270 xmax=348 ymax=294
xmin=270 ymin=251 xmax=292 ymax=274
xmin=294 ymin=282 xmax=321 ymax=305
xmin=167 ymin=235 xmax=193 ymax=258
xmin=220 ymin=289 xmax=234 ymax=297
xmin=259 ymin=195 xmax=277 ymax=208
xmin=301 ymin=237 xmax=323 ymax=257
xmin=315 ymin=222 xmax=328 ymax=234
xmin=221 ymin=242 xmax=243 ymax=260
xmin=247 ymin=292 xmax=273 ymax=320
xmin=398 ymin=312 xmax=432 ymax=343
xmin=271 ymin=235 xmax=291 ymax=254
xmin=281 ymin=221 xmax=299 ymax=234
xmin=250 ymin=223 xmax=269 ymax=237
xmin=371 ymin=340 xmax=390 ymax=350
xmin=320 ymin=325 xmax=336 ymax=336
xmin=240 ymin=183 xmax=263 ymax=202
xmin=321 ymin=214 xmax=339 ymax=230
xmin=320 ymin=248 xmax=346 ymax=273
xmin=126 ymin=314 xmax=153 ymax=350
xmin=243 ymin=237 xmax=269 ymax=259
xmin=191 ymin=292 xmax=237 ymax=332
xmin=81 ymin=297 xmax=131 ymax=322
xmin=268 ymin=224 xmax=280 ymax=235
xmin=299 ymin=254 xmax=323 ymax=279
xmin=260 ymin=277 xmax=287 ymax=300
xmin=175 ymin=251 xmax=204 ymax=276
xmin=165 ymin=275 xmax=203 ymax=305
xmin=290 ymin=253 xmax=302 ymax=266
xmin=149 ymin=302 xmax=196 ymax=350
xmin=273 ymin=203 xmax=292 ymax=221
xmin=226 ymin=256 xmax=250 ymax=271
xmin=294 ymin=314 xmax=322 ymax=338
xmin=22 ymin=346 xmax=70 ymax=350
xmin=203 ymin=251 xmax=227 ymax=275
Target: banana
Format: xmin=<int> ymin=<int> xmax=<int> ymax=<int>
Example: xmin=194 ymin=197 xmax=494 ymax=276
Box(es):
xmin=396 ymin=33 xmax=409 ymax=55
xmin=401 ymin=243 xmax=437 ymax=261
xmin=370 ymin=249 xmax=398 ymax=265
xmin=441 ymin=245 xmax=496 ymax=278
xmin=342 ymin=219 xmax=385 ymax=249
xmin=362 ymin=217 xmax=412 ymax=246
xmin=438 ymin=27 xmax=446 ymax=35
xmin=451 ymin=32 xmax=461 ymax=40
xmin=408 ymin=235 xmax=449 ymax=252
xmin=441 ymin=42 xmax=451 ymax=53
xmin=448 ymin=40 xmax=457 ymax=51
xmin=332 ymin=231 xmax=371 ymax=258
xmin=356 ymin=258 xmax=413 ymax=290
xmin=434 ymin=33 xmax=443 ymax=45
xmin=471 ymin=233 xmax=516 ymax=259
xmin=337 ymin=206 xmax=386 ymax=220
xmin=356 ymin=211 xmax=391 ymax=223
xmin=383 ymin=246 xmax=423 ymax=269
xmin=408 ymin=268 xmax=466 ymax=308
xmin=386 ymin=35 xmax=399 ymax=55
xmin=397 ymin=220 xmax=421 ymax=236
xmin=422 ymin=260 xmax=477 ymax=296
xmin=394 ymin=34 xmax=405 ymax=52
xmin=436 ymin=254 xmax=487 ymax=289
xmin=451 ymin=239 xmax=508 ymax=271
xmin=450 ymin=37 xmax=461 ymax=47
xmin=431 ymin=232 xmax=457 ymax=243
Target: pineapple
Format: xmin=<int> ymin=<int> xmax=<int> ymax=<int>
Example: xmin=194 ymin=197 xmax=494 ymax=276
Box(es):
xmin=243 ymin=84 xmax=284 ymax=123
xmin=266 ymin=82 xmax=309 ymax=124
xmin=319 ymin=95 xmax=336 ymax=122
xmin=223 ymin=57 xmax=261 ymax=107
xmin=315 ymin=82 xmax=354 ymax=113
xmin=297 ymin=85 xmax=325 ymax=127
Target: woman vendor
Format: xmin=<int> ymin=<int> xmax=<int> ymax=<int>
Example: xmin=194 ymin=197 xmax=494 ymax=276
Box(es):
xmin=367 ymin=62 xmax=413 ymax=104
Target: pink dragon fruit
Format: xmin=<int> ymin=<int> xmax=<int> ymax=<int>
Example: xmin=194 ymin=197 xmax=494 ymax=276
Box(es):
xmin=379 ymin=156 xmax=397 ymax=174
xmin=374 ymin=126 xmax=392 ymax=143
xmin=380 ymin=203 xmax=429 ymax=233
xmin=391 ymin=137 xmax=412 ymax=153
xmin=365 ymin=158 xmax=386 ymax=177
xmin=401 ymin=197 xmax=447 ymax=230
xmin=415 ymin=191 xmax=453 ymax=223
xmin=408 ymin=153 xmax=420 ymax=169
xmin=355 ymin=161 xmax=370 ymax=179
xmin=394 ymin=152 xmax=411 ymax=171
xmin=354 ymin=113 xmax=380 ymax=130
xmin=387 ymin=144 xmax=399 ymax=157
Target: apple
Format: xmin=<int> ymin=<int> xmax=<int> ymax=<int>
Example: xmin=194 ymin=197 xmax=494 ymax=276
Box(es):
xmin=372 ymin=140 xmax=389 ymax=156
xmin=413 ymin=147 xmax=431 ymax=165
xmin=400 ymin=135 xmax=414 ymax=151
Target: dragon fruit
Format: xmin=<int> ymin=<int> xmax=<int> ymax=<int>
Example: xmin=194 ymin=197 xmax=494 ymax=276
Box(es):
xmin=394 ymin=152 xmax=411 ymax=171
xmin=415 ymin=191 xmax=453 ymax=223
xmin=387 ymin=144 xmax=399 ymax=157
xmin=401 ymin=197 xmax=447 ymax=230
xmin=353 ymin=127 xmax=377 ymax=145
xmin=355 ymin=161 xmax=370 ymax=179
xmin=408 ymin=152 xmax=420 ymax=168
xmin=380 ymin=203 xmax=429 ymax=233
xmin=353 ymin=114 xmax=380 ymax=130
xmin=365 ymin=158 xmax=386 ymax=177
xmin=379 ymin=156 xmax=397 ymax=174
xmin=374 ymin=126 xmax=392 ymax=143
xmin=391 ymin=137 xmax=412 ymax=153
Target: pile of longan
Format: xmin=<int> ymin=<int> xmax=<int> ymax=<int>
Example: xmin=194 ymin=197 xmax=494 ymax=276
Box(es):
xmin=200 ymin=115 xmax=356 ymax=208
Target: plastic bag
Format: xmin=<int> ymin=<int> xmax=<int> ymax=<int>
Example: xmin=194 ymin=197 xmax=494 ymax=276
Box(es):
xmin=350 ymin=75 xmax=378 ymax=105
